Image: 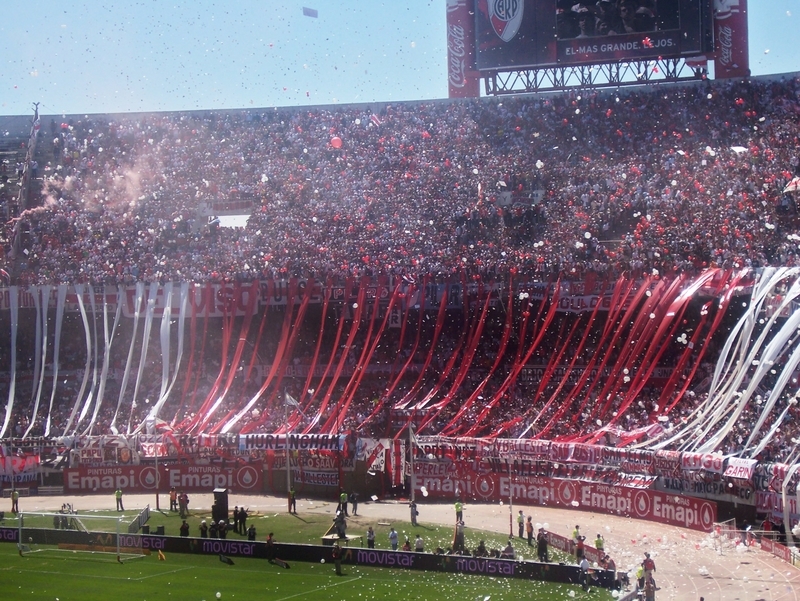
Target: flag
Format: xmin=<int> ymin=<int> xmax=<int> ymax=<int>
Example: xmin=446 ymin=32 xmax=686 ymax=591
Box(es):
xmin=284 ymin=392 xmax=301 ymax=408
xmin=409 ymin=426 xmax=418 ymax=447
xmin=370 ymin=114 xmax=382 ymax=127
xmin=784 ymin=177 xmax=800 ymax=193
xmin=366 ymin=441 xmax=385 ymax=472
xmin=302 ymin=7 xmax=318 ymax=18
xmin=285 ymin=392 xmax=306 ymax=417
xmin=219 ymin=554 xmax=235 ymax=565
xmin=158 ymin=550 xmax=166 ymax=561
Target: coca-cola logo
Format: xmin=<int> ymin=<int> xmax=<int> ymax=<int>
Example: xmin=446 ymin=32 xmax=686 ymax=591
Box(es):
xmin=448 ymin=24 xmax=466 ymax=57
xmin=718 ymin=25 xmax=733 ymax=65
xmin=448 ymin=24 xmax=467 ymax=88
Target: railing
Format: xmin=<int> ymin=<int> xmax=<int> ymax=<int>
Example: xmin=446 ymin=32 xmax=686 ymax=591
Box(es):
xmin=127 ymin=504 xmax=151 ymax=534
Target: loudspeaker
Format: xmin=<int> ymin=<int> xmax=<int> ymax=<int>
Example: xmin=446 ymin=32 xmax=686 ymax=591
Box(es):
xmin=212 ymin=488 xmax=229 ymax=524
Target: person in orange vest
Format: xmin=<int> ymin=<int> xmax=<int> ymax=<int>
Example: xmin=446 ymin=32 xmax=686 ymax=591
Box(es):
xmin=526 ymin=516 xmax=534 ymax=546
xmin=169 ymin=487 xmax=178 ymax=512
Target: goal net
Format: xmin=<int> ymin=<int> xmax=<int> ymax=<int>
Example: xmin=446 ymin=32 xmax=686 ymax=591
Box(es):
xmin=18 ymin=510 xmax=147 ymax=563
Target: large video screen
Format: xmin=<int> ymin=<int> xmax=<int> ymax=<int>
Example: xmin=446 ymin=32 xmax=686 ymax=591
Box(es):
xmin=475 ymin=0 xmax=713 ymax=70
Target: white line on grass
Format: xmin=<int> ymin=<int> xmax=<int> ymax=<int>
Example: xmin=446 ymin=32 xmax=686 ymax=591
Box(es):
xmin=130 ymin=566 xmax=195 ymax=581
xmin=272 ymin=576 xmax=362 ymax=601
xmin=2 ymin=566 xmax=194 ymax=582
xmin=2 ymin=568 xmax=134 ymax=581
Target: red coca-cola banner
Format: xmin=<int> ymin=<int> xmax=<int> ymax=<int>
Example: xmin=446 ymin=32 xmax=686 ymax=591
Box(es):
xmin=714 ymin=0 xmax=749 ymax=78
xmin=759 ymin=537 xmax=793 ymax=563
xmin=446 ymin=0 xmax=480 ymax=98
xmin=413 ymin=464 xmax=716 ymax=531
xmin=64 ymin=463 xmax=263 ymax=494
xmin=544 ymin=530 xmax=604 ymax=565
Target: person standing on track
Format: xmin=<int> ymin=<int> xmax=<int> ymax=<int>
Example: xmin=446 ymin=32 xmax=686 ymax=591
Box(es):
xmin=526 ymin=516 xmax=534 ymax=546
xmin=642 ymin=552 xmax=656 ymax=581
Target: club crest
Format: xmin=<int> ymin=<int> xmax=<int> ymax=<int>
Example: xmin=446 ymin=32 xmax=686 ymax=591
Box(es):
xmin=489 ymin=0 xmax=524 ymax=42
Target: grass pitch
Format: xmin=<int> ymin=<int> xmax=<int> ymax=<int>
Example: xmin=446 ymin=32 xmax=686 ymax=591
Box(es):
xmin=16 ymin=505 xmax=572 ymax=562
xmin=0 ymin=544 xmax=612 ymax=601
xmin=1 ymin=506 xmax=614 ymax=601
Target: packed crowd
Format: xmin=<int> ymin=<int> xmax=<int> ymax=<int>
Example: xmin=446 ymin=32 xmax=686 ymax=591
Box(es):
xmin=2 ymin=75 xmax=799 ymax=286
xmin=2 ymin=75 xmax=800 ymax=459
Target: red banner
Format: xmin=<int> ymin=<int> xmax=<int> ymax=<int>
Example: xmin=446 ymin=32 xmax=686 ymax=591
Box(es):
xmin=446 ymin=0 xmax=480 ymax=98
xmin=681 ymin=452 xmax=725 ymax=474
xmin=755 ymin=490 xmax=799 ymax=521
xmin=0 ymin=455 xmax=41 ymax=484
xmin=413 ymin=464 xmax=716 ymax=531
xmin=714 ymin=0 xmax=749 ymax=78
xmin=64 ymin=464 xmax=263 ymax=494
xmin=122 ymin=284 xmax=258 ymax=318
xmin=760 ymin=537 xmax=793 ymax=563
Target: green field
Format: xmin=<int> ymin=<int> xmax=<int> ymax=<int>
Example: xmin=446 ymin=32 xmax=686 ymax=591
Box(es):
xmin=0 ymin=545 xmax=612 ymax=601
xmin=0 ymin=507 xmax=614 ymax=601
xmin=12 ymin=505 xmax=573 ymax=562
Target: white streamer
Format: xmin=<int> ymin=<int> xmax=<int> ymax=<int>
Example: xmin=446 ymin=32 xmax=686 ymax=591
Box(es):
xmin=44 ymin=285 xmax=67 ymax=437
xmin=24 ymin=285 xmax=51 ymax=438
xmin=126 ymin=283 xmax=160 ymax=434
xmin=651 ymin=268 xmax=800 ymax=455
xmin=110 ymin=282 xmax=145 ymax=434
xmin=83 ymin=286 xmax=123 ymax=435
xmin=74 ymin=285 xmax=101 ymax=430
xmin=0 ymin=287 xmax=19 ymax=439
xmin=142 ymin=282 xmax=189 ymax=428
xmin=61 ymin=284 xmax=93 ymax=435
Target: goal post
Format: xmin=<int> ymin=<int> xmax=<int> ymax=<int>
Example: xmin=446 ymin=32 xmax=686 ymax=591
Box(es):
xmin=17 ymin=511 xmax=146 ymax=563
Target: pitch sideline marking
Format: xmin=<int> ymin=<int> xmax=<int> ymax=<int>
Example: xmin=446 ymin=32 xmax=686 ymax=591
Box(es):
xmin=273 ymin=575 xmax=362 ymax=601
xmin=0 ymin=565 xmax=194 ymax=582
xmin=131 ymin=566 xmax=195 ymax=581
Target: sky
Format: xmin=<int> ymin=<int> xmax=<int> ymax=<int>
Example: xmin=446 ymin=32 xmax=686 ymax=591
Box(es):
xmin=0 ymin=0 xmax=798 ymax=118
